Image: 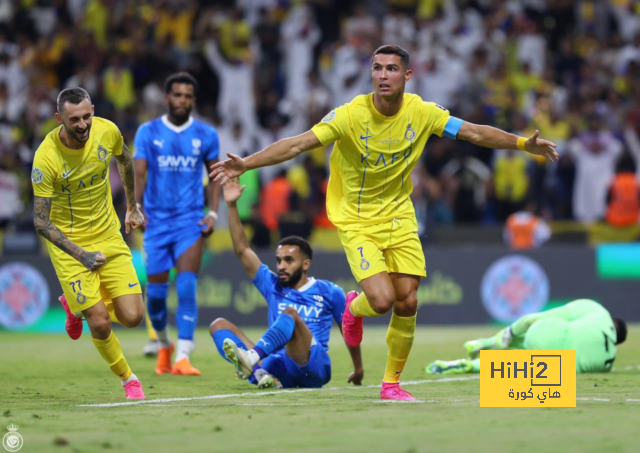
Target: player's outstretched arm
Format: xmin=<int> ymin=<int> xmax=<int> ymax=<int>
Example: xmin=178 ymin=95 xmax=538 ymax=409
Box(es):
xmin=338 ymin=323 xmax=364 ymax=385
xmin=457 ymin=122 xmax=559 ymax=162
xmin=115 ymin=143 xmax=145 ymax=233
xmin=223 ymin=178 xmax=261 ymax=279
xmin=33 ymin=196 xmax=106 ymax=271
xmin=209 ymin=130 xmax=322 ymax=184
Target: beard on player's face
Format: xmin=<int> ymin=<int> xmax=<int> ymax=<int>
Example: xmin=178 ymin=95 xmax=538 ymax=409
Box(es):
xmin=278 ymin=264 xmax=304 ymax=287
xmin=168 ymin=101 xmax=192 ymax=121
xmin=65 ymin=119 xmax=92 ymax=143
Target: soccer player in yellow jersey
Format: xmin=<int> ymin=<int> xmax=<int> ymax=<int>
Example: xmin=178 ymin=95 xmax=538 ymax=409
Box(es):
xmin=32 ymin=88 xmax=147 ymax=399
xmin=210 ymin=45 xmax=559 ymax=400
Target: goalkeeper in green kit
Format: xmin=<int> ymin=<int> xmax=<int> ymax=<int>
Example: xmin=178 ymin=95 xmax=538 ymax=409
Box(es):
xmin=427 ymin=299 xmax=627 ymax=375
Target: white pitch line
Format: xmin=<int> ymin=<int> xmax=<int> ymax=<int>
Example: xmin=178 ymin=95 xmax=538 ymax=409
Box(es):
xmin=77 ymin=376 xmax=480 ymax=408
xmin=626 ymin=399 xmax=640 ymax=402
xmin=577 ymin=398 xmax=610 ymax=402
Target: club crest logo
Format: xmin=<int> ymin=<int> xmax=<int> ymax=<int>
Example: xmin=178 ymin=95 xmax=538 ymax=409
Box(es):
xmin=192 ymin=138 xmax=201 ymax=155
xmin=76 ymin=292 xmax=86 ymax=304
xmin=31 ymin=167 xmax=43 ymax=184
xmin=360 ymin=259 xmax=370 ymax=271
xmin=3 ymin=424 xmax=23 ymax=452
xmin=321 ymin=110 xmax=336 ymax=123
xmin=405 ymin=124 xmax=416 ymax=142
xmin=97 ymin=145 xmax=108 ymax=161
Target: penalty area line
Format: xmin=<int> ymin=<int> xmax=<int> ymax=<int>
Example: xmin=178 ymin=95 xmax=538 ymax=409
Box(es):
xmin=77 ymin=376 xmax=480 ymax=408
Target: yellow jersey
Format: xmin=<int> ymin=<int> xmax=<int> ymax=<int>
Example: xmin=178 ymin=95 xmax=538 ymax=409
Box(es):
xmin=312 ymin=93 xmax=450 ymax=230
xmin=31 ymin=117 xmax=124 ymax=246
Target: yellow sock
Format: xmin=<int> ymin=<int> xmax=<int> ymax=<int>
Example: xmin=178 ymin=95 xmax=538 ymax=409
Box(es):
xmin=144 ymin=305 xmax=158 ymax=341
xmin=92 ymin=331 xmax=132 ymax=381
xmin=383 ymin=312 xmax=417 ymax=383
xmin=105 ymin=300 xmax=121 ymax=325
xmin=350 ymin=292 xmax=384 ymax=317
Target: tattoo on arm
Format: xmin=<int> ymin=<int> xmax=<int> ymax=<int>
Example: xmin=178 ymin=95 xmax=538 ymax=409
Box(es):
xmin=115 ymin=143 xmax=137 ymax=207
xmin=33 ymin=196 xmax=89 ymax=264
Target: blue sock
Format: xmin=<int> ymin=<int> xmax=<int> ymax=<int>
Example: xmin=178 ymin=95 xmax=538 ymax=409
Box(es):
xmin=212 ymin=329 xmax=248 ymax=363
xmin=253 ymin=313 xmax=295 ymax=359
xmin=176 ymin=272 xmax=198 ymax=341
xmin=147 ymin=282 xmax=169 ymax=331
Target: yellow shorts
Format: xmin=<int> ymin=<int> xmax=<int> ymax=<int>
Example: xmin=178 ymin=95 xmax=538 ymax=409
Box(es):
xmin=338 ymin=217 xmax=426 ymax=283
xmin=48 ymin=234 xmax=141 ymax=314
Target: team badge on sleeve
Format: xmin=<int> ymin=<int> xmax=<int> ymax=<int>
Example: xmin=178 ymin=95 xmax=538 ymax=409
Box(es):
xmin=435 ymin=103 xmax=448 ymax=111
xmin=321 ymin=110 xmax=336 ymax=123
xmin=31 ymin=167 xmax=44 ymax=184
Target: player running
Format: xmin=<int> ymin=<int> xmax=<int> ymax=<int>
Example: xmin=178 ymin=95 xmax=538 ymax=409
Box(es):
xmin=209 ymin=45 xmax=559 ymax=400
xmin=427 ymin=299 xmax=628 ymax=374
xmin=209 ymin=178 xmax=363 ymax=389
xmin=134 ymin=72 xmax=221 ymax=376
xmin=32 ymin=88 xmax=146 ymax=399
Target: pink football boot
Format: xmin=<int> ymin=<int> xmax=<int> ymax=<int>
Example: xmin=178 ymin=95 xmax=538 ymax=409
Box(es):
xmin=342 ymin=291 xmax=364 ymax=347
xmin=380 ymin=382 xmax=417 ymax=401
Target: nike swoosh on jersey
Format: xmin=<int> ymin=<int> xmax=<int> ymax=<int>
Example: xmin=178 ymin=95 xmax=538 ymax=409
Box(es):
xmin=128 ymin=282 xmax=139 ymax=288
xmin=359 ymin=134 xmax=375 ymax=140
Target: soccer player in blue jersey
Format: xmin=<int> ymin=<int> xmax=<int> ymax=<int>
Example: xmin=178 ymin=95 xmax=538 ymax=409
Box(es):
xmin=134 ymin=72 xmax=221 ymax=376
xmin=209 ymin=178 xmax=364 ymax=389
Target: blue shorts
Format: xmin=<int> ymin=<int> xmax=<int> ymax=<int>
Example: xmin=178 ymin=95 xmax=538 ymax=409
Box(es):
xmin=261 ymin=342 xmax=332 ymax=388
xmin=143 ymin=222 xmax=202 ymax=276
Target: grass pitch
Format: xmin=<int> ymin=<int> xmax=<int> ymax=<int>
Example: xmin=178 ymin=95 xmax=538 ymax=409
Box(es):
xmin=1 ymin=325 xmax=639 ymax=452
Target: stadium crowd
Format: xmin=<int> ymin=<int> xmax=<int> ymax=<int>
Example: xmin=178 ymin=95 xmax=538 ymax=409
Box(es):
xmin=1 ymin=0 xmax=640 ymax=243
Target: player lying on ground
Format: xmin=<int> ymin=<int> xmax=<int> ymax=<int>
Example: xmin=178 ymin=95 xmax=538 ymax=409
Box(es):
xmin=426 ymin=299 xmax=627 ymax=375
xmin=134 ymin=72 xmax=221 ymax=376
xmin=209 ymin=178 xmax=363 ymax=389
xmin=32 ymin=88 xmax=146 ymax=399
xmin=209 ymin=44 xmax=558 ymax=400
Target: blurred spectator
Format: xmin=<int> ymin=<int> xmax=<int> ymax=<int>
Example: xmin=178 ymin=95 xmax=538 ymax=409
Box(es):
xmin=260 ymin=169 xmax=291 ymax=232
xmin=441 ymin=151 xmax=491 ymax=224
xmin=492 ymin=149 xmax=530 ymax=222
xmin=503 ymin=210 xmax=551 ymax=250
xmin=605 ymin=155 xmax=640 ymax=228
xmin=566 ymin=115 xmax=624 ymax=222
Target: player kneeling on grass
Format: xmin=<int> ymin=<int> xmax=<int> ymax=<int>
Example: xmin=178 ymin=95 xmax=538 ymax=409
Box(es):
xmin=209 ymin=178 xmax=363 ymax=389
xmin=427 ymin=299 xmax=627 ymax=375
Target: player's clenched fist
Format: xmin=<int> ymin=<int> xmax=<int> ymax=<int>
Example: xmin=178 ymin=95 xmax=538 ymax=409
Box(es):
xmin=348 ymin=368 xmax=364 ymax=386
xmin=80 ymin=250 xmax=106 ymax=271
xmin=125 ymin=206 xmax=145 ymax=233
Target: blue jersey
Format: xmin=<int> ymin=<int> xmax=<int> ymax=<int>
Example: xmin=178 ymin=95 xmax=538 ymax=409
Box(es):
xmin=134 ymin=115 xmax=219 ymax=227
xmin=253 ymin=264 xmax=345 ymax=352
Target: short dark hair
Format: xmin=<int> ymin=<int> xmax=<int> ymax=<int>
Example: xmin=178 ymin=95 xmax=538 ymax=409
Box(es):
xmin=57 ymin=87 xmax=91 ymax=113
xmin=164 ymin=72 xmax=199 ymax=95
xmin=372 ymin=44 xmax=410 ymax=69
xmin=614 ymin=317 xmax=627 ymax=345
xmin=277 ymin=236 xmax=313 ymax=260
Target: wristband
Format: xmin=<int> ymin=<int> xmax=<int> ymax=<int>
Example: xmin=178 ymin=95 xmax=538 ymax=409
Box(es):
xmin=517 ymin=137 xmax=527 ymax=151
xmin=206 ymin=211 xmax=218 ymax=221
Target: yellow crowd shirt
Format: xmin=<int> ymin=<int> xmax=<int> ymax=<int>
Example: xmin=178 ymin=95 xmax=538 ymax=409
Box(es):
xmin=312 ymin=93 xmax=450 ymax=230
xmin=31 ymin=117 xmax=124 ymax=246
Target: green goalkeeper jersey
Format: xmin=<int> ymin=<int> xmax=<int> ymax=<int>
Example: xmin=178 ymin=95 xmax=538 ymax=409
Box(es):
xmin=513 ymin=299 xmax=617 ymax=373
